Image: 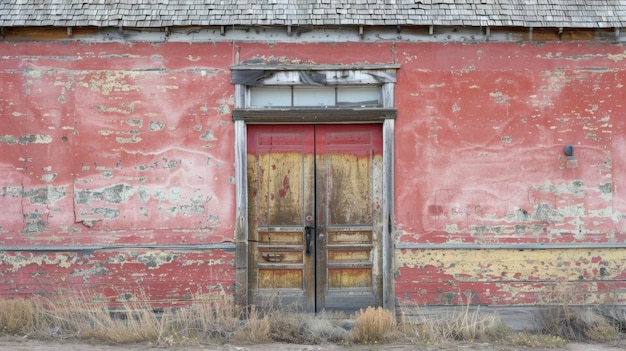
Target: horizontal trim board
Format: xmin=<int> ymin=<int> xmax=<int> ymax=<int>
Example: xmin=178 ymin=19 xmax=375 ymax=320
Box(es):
xmin=396 ymin=243 xmax=626 ymax=250
xmin=2 ymin=26 xmax=624 ymax=43
xmin=231 ymin=64 xmax=401 ymax=71
xmin=0 ymin=243 xmax=236 ymax=252
xmin=5 ymin=242 xmax=624 ymax=252
xmin=233 ymin=108 xmax=396 ymax=123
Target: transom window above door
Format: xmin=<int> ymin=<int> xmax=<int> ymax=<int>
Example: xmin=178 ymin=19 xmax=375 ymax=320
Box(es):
xmin=231 ymin=65 xmax=398 ymax=122
xmin=249 ymin=85 xmax=381 ymax=108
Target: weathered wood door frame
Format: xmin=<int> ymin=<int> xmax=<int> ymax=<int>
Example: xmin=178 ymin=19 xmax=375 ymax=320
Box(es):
xmin=232 ymin=64 xmax=397 ymax=314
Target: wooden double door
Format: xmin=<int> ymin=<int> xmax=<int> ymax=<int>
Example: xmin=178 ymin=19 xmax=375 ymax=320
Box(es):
xmin=247 ymin=124 xmax=383 ymax=313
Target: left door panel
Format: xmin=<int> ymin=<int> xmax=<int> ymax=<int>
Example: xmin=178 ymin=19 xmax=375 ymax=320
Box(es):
xmin=247 ymin=125 xmax=316 ymax=312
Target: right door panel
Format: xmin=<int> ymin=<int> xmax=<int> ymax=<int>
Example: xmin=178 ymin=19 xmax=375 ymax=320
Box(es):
xmin=315 ymin=124 xmax=383 ymax=312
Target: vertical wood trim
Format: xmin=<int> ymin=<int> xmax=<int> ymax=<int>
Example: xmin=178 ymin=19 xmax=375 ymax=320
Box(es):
xmin=382 ymin=118 xmax=395 ymax=315
xmin=382 ymin=79 xmax=395 ymax=109
xmin=382 ymin=76 xmax=396 ymax=314
xmin=234 ymin=119 xmax=249 ymax=308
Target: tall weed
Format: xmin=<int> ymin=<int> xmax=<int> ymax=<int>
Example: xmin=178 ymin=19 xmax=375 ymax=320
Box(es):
xmin=350 ymin=306 xmax=397 ymax=343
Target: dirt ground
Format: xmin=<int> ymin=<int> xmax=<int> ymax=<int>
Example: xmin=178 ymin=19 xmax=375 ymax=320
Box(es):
xmin=2 ymin=338 xmax=626 ymax=351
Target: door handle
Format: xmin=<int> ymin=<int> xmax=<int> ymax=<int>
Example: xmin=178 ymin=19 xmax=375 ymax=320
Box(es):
xmin=304 ymin=226 xmax=314 ymax=256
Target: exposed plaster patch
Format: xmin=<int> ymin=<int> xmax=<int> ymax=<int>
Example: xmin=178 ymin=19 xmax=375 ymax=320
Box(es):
xmin=154 ymin=190 xmax=168 ymax=201
xmin=156 ymin=85 xmax=179 ymax=93
xmin=22 ymin=186 xmax=66 ymax=205
xmin=169 ymin=187 xmax=181 ymax=202
xmin=40 ymin=173 xmax=57 ymax=182
xmin=598 ymin=183 xmax=612 ymax=202
xmin=585 ymin=133 xmax=599 ymax=141
xmin=89 ymin=71 xmax=141 ymax=95
xmin=200 ymin=130 xmax=217 ymax=141
xmin=444 ymin=224 xmax=458 ymax=233
xmin=1 ymin=186 xmax=23 ymax=198
xmin=23 ymin=211 xmax=46 ymax=233
xmin=95 ymin=104 xmax=135 ymax=114
xmin=215 ymin=97 xmax=234 ymax=115
xmin=71 ymin=264 xmax=108 ymax=281
xmin=606 ymin=51 xmax=626 ymax=62
xmin=138 ymin=187 xmax=150 ymax=202
xmin=91 ymin=207 xmax=120 ymax=219
xmin=489 ymin=91 xmax=508 ymax=103
xmin=75 ymin=183 xmax=135 ymax=205
xmin=588 ymin=207 xmax=612 ymax=218
xmin=181 ymin=258 xmax=225 ymax=266
xmin=1 ymin=253 xmax=76 ymax=272
xmin=167 ymin=204 xmax=206 ymax=216
xmin=533 ymin=203 xmax=563 ymax=222
xmin=532 ymin=180 xmax=585 ymax=198
xmin=0 ymin=134 xmax=53 ymax=145
xmin=149 ymin=121 xmax=165 ymax=131
xmin=116 ymin=135 xmax=142 ymax=143
xmin=560 ymin=204 xmax=585 ymax=217
xmin=136 ymin=251 xmax=177 ymax=269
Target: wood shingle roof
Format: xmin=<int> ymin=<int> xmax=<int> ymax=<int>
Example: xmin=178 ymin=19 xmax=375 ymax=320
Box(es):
xmin=0 ymin=1 xmax=625 ymax=28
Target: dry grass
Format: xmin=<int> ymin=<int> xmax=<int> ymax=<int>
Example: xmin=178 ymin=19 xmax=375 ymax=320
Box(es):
xmin=399 ymin=304 xmax=503 ymax=345
xmin=399 ymin=303 xmax=571 ymax=348
xmin=350 ymin=306 xmax=397 ymax=343
xmin=0 ymin=293 xmax=621 ymax=346
xmin=537 ymin=305 xmax=620 ymax=342
xmin=265 ymin=310 xmax=348 ymax=344
xmin=233 ymin=305 xmax=271 ymax=343
xmin=163 ymin=295 xmax=241 ymax=342
xmin=27 ymin=293 xmax=162 ymax=343
xmin=0 ymin=298 xmax=35 ymax=334
xmin=535 ymin=289 xmax=621 ymax=343
xmin=599 ymin=305 xmax=626 ymax=334
xmin=303 ymin=311 xmax=349 ymax=344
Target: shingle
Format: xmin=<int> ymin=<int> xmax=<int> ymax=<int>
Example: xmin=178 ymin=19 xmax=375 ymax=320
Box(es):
xmin=0 ymin=1 xmax=624 ymax=28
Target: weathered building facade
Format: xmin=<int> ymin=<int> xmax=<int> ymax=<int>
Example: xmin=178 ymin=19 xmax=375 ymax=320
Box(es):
xmin=1 ymin=1 xmax=626 ymax=318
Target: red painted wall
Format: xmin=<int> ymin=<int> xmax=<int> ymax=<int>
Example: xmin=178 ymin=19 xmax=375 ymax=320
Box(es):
xmin=1 ymin=40 xmax=625 ymax=305
xmin=393 ymin=42 xmax=626 ymax=305
xmin=394 ymin=42 xmax=625 ymax=244
xmin=0 ymin=42 xmax=237 ymax=302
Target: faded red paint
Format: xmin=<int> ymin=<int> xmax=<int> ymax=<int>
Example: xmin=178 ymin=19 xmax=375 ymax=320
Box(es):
xmin=1 ymin=40 xmax=625 ymax=306
xmin=0 ymin=249 xmax=235 ymax=303
xmin=278 ymin=175 xmax=290 ymax=198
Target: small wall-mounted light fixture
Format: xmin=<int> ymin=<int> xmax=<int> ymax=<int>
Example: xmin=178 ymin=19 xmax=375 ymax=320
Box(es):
xmin=564 ymin=145 xmax=578 ymax=168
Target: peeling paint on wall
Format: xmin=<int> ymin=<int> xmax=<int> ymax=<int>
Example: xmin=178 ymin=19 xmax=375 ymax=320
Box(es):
xmin=1 ymin=40 xmax=625 ymax=307
xmin=396 ymin=248 xmax=626 ymax=305
xmin=0 ymin=249 xmax=235 ymax=303
xmin=0 ymin=134 xmax=53 ymax=144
